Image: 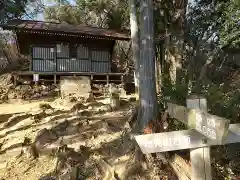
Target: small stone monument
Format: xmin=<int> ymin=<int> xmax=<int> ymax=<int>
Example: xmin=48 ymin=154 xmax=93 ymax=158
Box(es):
xmin=60 ymin=76 xmax=91 ymax=99
xmin=109 ymin=83 xmax=120 ymax=109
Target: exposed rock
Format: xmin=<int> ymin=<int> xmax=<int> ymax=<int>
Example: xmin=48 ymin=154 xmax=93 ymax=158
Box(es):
xmin=82 ymin=120 xmax=88 ymax=127
xmin=129 ymin=97 xmax=137 ymax=102
xmin=79 ymin=110 xmax=93 ymax=117
xmin=58 ymin=167 xmax=77 ymax=180
xmin=85 ymin=93 xmax=95 ymax=102
xmin=66 ymin=123 xmax=80 ymax=135
xmin=39 ymin=176 xmax=57 ymax=180
xmin=87 ymin=106 xmax=93 ymax=110
xmin=22 ymin=137 xmax=32 ymax=146
xmin=87 ymin=120 xmax=93 ymax=125
xmin=109 ymin=94 xmax=120 ymax=110
xmin=69 ymin=96 xmax=77 ymax=103
xmin=82 ymin=133 xmax=94 ymax=139
xmin=96 ymin=121 xmax=109 ymax=131
xmin=52 ymin=120 xmax=70 ymax=137
xmin=0 ymin=73 xmax=13 ymax=87
xmin=54 ymin=145 xmax=90 ymax=180
xmin=44 ymin=109 xmax=55 ymax=115
xmin=40 ymin=85 xmax=48 ymax=90
xmin=20 ymin=85 xmax=31 ymax=92
xmin=88 ymin=102 xmax=106 ymax=110
xmin=0 ymin=94 xmax=8 ymax=101
xmin=22 ymin=146 xmax=38 ymax=159
xmin=120 ymin=99 xmax=129 ymax=107
xmin=33 ymin=111 xmax=47 ymax=123
xmin=98 ymin=105 xmax=112 ymax=112
xmin=39 ymin=103 xmax=53 ymax=111
xmin=109 ymin=83 xmax=119 ymax=95
xmin=3 ymin=113 xmax=32 ymax=128
xmin=119 ymin=87 xmax=127 ymax=97
xmin=5 ymin=147 xmax=23 ymax=159
xmin=34 ymin=128 xmax=58 ymax=149
xmin=32 ymin=93 xmax=41 ymax=99
xmin=70 ymin=102 xmax=86 ymax=112
xmin=1 ymin=82 xmax=59 ymax=100
xmin=8 ymin=93 xmax=17 ymax=99
xmin=97 ymin=159 xmax=115 ymax=180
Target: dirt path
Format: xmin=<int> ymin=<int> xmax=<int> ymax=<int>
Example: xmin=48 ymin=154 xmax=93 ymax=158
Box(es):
xmin=0 ymin=96 xmax=172 ymax=180
xmin=0 ymin=97 xmax=159 ymax=180
xmin=0 ymin=100 xmax=50 ymax=114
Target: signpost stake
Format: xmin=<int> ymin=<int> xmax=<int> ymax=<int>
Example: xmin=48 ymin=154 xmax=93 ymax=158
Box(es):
xmin=33 ymin=74 xmax=39 ymax=86
xmin=135 ymin=95 xmax=238 ymax=180
xmin=187 ymin=95 xmax=212 ymax=180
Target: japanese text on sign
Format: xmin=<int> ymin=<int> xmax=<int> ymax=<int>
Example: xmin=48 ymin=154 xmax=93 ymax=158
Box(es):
xmin=144 ymin=135 xmax=191 ymax=149
xmin=196 ymin=112 xmax=217 ymax=139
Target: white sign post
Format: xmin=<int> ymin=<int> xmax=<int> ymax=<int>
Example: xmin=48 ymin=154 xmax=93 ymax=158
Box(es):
xmin=187 ymin=95 xmax=211 ymax=180
xmin=135 ymin=123 xmax=240 ymax=153
xmin=135 ymin=96 xmax=240 ymax=180
xmin=33 ymin=74 xmax=39 ymax=82
xmin=167 ymin=102 xmax=230 ymax=144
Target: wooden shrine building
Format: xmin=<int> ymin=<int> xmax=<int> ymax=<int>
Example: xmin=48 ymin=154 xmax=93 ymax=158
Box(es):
xmin=0 ymin=20 xmax=130 ymax=85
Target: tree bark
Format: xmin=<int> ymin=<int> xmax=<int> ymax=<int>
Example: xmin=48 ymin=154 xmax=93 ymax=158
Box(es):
xmin=155 ymin=42 xmax=162 ymax=94
xmin=138 ymin=0 xmax=158 ymax=130
xmin=129 ymin=0 xmax=140 ymax=98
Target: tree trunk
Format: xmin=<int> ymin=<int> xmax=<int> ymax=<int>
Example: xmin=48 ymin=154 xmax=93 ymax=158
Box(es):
xmin=155 ymin=42 xmax=162 ymax=94
xmin=138 ymin=0 xmax=158 ymax=130
xmin=129 ymin=0 xmax=140 ymax=98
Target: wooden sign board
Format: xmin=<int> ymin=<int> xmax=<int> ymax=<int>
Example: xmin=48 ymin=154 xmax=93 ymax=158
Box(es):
xmin=135 ymin=123 xmax=240 ymax=154
xmin=33 ymin=74 xmax=39 ymax=82
xmin=167 ymin=103 xmax=230 ymax=144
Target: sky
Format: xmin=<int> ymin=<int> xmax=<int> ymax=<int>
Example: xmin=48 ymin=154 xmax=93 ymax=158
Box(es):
xmin=32 ymin=0 xmax=195 ymax=21
xmin=31 ymin=0 xmax=76 ymax=21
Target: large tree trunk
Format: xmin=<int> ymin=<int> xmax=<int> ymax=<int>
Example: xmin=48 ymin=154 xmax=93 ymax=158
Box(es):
xmin=138 ymin=0 xmax=158 ymax=130
xmin=129 ymin=0 xmax=140 ymax=98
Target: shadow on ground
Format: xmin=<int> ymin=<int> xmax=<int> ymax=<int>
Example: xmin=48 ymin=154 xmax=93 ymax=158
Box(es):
xmin=0 ymin=98 xmax=147 ymax=180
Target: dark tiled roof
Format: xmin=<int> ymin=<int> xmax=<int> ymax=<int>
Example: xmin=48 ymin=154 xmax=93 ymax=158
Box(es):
xmin=0 ymin=20 xmax=130 ymax=40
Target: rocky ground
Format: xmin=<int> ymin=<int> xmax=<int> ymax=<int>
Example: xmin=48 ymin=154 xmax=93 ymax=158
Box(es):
xmin=0 ymin=96 xmax=130 ymax=180
xmin=0 ymin=73 xmax=173 ymax=180
xmin=1 ymin=73 xmax=238 ymax=180
xmin=0 ymin=74 xmax=58 ymax=103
